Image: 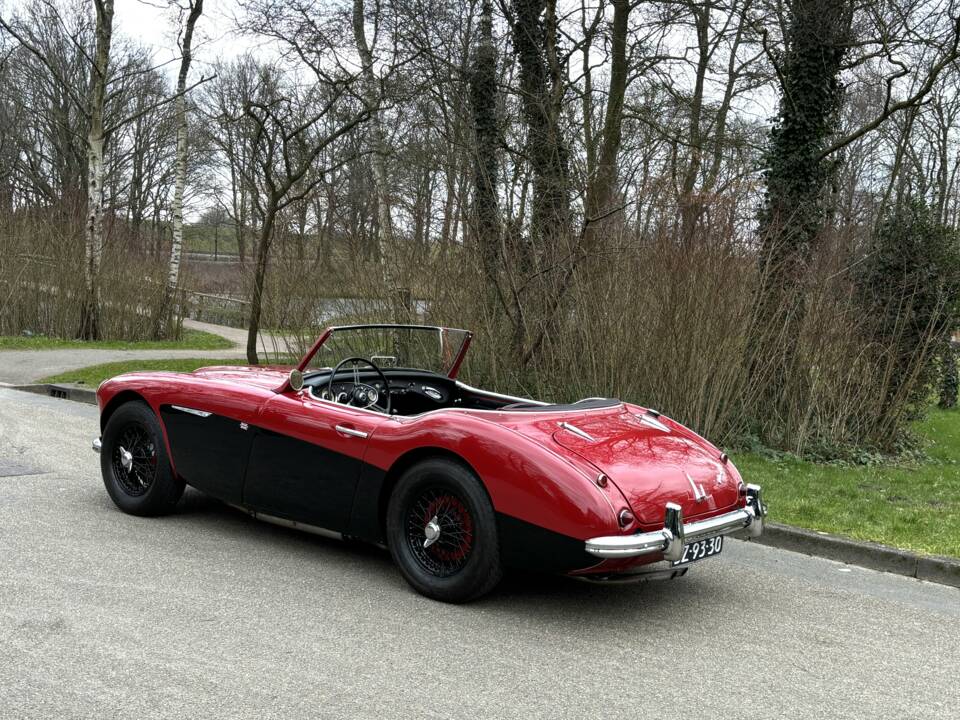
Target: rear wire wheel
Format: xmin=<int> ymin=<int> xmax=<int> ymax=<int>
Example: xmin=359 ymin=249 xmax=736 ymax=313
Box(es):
xmin=387 ymin=458 xmax=502 ymax=602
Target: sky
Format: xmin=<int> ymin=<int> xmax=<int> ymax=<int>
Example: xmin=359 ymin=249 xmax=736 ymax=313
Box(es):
xmin=116 ymin=0 xmax=250 ymax=77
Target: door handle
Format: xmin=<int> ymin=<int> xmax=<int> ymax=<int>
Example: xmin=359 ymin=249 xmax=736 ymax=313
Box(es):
xmin=335 ymin=424 xmax=368 ymax=439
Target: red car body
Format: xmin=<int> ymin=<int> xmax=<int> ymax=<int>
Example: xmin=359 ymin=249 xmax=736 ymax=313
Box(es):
xmin=94 ymin=324 xmax=765 ymax=581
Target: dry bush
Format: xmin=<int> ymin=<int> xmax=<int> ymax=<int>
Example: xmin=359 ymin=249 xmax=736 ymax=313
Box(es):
xmin=254 ymin=216 xmax=950 ymax=457
xmin=0 ymin=208 xmax=172 ymax=340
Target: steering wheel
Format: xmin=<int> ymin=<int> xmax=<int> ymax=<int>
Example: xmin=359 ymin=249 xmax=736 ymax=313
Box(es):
xmin=327 ymin=356 xmax=392 ymax=414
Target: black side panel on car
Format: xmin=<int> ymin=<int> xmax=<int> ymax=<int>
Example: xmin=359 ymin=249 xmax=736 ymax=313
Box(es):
xmin=496 ymin=513 xmax=599 ymax=574
xmin=159 ymin=406 xmax=254 ymax=505
xmin=242 ymin=428 xmax=364 ymax=533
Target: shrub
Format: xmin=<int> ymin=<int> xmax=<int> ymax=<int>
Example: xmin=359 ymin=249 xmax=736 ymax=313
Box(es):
xmin=941 ymin=342 xmax=959 ymax=410
xmin=856 ymin=201 xmax=960 ymax=422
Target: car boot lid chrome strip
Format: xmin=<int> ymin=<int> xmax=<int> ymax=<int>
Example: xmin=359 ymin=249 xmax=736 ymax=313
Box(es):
xmin=636 ymin=413 xmax=670 ymax=432
xmin=558 ymin=421 xmax=595 ymax=442
xmin=584 ymin=484 xmax=767 ymax=560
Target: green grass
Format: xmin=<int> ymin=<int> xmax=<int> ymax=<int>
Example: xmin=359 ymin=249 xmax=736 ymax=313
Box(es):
xmin=0 ymin=328 xmax=234 ymax=351
xmin=733 ymin=409 xmax=960 ymax=558
xmin=41 ymin=358 xmax=250 ymax=387
xmin=184 ymin=223 xmax=240 ymax=256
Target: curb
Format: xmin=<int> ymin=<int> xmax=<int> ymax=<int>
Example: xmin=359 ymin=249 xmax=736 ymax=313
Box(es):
xmin=749 ymin=522 xmax=960 ymax=589
xmin=9 ymin=383 xmax=97 ymax=405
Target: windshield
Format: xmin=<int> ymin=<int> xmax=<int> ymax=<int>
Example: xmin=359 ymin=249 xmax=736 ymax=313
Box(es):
xmin=302 ymin=325 xmax=471 ymax=377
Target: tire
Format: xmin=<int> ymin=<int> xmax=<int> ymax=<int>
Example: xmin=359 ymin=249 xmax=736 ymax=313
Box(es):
xmin=100 ymin=401 xmax=184 ymax=517
xmin=386 ymin=457 xmax=502 ymax=603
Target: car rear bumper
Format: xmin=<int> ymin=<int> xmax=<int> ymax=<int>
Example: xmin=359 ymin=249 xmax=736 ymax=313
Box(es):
xmin=584 ymin=484 xmax=767 ymax=561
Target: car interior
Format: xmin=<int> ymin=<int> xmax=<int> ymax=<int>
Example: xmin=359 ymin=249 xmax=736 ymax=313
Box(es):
xmin=302 ymin=365 xmax=619 ymax=417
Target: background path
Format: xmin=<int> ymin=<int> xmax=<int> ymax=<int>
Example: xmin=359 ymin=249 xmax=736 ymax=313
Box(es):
xmin=0 ymin=319 xmax=289 ymax=384
xmin=0 ymin=387 xmax=957 ymax=719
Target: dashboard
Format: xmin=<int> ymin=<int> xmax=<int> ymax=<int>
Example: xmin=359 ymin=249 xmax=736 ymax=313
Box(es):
xmin=304 ymin=370 xmax=454 ymax=415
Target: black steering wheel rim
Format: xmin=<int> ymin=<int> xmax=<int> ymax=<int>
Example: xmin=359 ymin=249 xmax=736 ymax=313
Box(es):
xmin=327 ymin=356 xmax=392 ymax=414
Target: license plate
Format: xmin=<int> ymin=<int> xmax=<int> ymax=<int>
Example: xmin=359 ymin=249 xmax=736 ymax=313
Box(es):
xmin=672 ymin=535 xmax=723 ymax=566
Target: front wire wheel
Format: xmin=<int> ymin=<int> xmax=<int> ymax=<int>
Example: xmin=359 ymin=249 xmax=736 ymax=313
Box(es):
xmin=111 ymin=421 xmax=158 ymax=496
xmin=387 ymin=458 xmax=502 ymax=603
xmin=101 ymin=401 xmax=184 ymax=516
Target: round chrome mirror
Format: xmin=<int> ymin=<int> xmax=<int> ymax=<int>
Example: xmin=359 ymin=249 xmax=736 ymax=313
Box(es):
xmin=289 ymin=368 xmax=304 ymax=392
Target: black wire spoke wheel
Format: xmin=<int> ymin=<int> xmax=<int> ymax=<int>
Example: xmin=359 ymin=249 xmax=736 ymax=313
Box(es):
xmin=405 ymin=487 xmax=475 ymax=577
xmin=387 ymin=457 xmax=502 ymax=602
xmin=111 ymin=421 xmax=158 ymax=496
xmin=101 ymin=401 xmax=183 ymax=517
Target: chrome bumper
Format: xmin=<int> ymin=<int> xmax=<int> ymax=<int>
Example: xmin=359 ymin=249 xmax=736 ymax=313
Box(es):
xmin=585 ymin=484 xmax=767 ymax=561
xmin=92 ymin=437 xmax=102 ymax=454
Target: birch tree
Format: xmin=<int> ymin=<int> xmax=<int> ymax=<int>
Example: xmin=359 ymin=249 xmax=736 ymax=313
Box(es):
xmin=78 ymin=0 xmax=114 ymax=340
xmin=155 ymin=0 xmax=204 ymax=339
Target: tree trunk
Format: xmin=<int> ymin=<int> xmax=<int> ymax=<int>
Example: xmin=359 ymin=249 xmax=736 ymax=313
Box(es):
xmin=246 ymin=203 xmax=276 ymax=365
xmin=678 ymin=3 xmax=709 ymax=241
xmin=156 ymin=0 xmax=203 ymax=339
xmin=78 ymin=0 xmax=114 ymax=340
xmin=469 ymin=0 xmax=501 ymax=286
xmin=583 ymin=0 xmax=629 ymax=246
xmin=352 ymin=0 xmax=399 ymax=314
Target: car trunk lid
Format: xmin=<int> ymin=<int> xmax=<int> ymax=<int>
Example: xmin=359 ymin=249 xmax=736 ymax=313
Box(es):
xmin=501 ymin=406 xmax=740 ymax=525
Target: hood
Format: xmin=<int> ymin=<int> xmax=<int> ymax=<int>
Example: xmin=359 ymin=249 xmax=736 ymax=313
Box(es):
xmin=190 ymin=364 xmax=293 ymax=390
xmin=497 ymin=405 xmax=741 ymax=525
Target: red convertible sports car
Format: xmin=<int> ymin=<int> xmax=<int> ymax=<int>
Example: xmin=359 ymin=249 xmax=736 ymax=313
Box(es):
xmin=93 ymin=324 xmax=766 ymax=602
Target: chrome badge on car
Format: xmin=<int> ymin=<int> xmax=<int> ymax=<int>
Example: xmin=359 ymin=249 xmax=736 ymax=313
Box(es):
xmin=686 ymin=472 xmax=710 ymax=502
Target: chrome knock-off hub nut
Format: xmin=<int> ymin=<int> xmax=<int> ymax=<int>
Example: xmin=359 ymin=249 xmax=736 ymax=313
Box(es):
xmin=423 ymin=516 xmax=441 ymax=548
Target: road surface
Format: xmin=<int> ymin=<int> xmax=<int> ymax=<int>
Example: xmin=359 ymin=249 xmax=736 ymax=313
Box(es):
xmin=0 ymin=388 xmax=956 ymax=719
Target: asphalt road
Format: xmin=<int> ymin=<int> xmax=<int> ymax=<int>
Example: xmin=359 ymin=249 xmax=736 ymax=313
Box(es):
xmin=1 ymin=388 xmax=957 ymax=719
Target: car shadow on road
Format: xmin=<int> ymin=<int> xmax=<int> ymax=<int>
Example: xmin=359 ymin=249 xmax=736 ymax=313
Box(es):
xmin=131 ymin=488 xmax=737 ymax=624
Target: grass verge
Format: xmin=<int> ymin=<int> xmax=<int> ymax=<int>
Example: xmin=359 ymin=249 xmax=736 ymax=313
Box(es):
xmin=733 ymin=409 xmax=960 ymax=558
xmin=40 ymin=358 xmax=251 ymax=387
xmin=0 ymin=328 xmax=234 ymax=351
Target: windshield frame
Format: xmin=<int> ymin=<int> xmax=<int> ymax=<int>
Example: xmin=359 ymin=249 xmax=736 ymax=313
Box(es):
xmin=295 ymin=324 xmax=473 ymax=379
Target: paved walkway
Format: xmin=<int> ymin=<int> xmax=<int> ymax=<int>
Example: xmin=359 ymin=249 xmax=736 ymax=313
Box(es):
xmin=0 ymin=320 xmax=288 ymax=385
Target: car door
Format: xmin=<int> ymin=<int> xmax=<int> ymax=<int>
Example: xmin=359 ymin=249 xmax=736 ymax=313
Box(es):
xmin=242 ymin=391 xmax=388 ymax=533
xmin=159 ymin=399 xmax=258 ymax=505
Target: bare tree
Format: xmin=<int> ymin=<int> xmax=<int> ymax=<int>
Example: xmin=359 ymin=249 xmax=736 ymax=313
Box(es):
xmin=156 ymin=0 xmax=204 ymax=339
xmin=237 ymin=72 xmax=371 ymax=363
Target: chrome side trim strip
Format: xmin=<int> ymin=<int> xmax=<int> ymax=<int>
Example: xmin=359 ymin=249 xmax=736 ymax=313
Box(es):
xmin=229 ymin=504 xmax=344 ymax=541
xmin=171 ymin=405 xmax=212 ymax=418
xmin=454 ymin=381 xmax=549 ymax=406
xmin=335 ymin=424 xmax=369 ymax=438
xmin=559 ymin=421 xmax=595 ymax=442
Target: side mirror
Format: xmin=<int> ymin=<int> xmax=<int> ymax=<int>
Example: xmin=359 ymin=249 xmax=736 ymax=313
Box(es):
xmin=289 ymin=368 xmax=304 ymax=392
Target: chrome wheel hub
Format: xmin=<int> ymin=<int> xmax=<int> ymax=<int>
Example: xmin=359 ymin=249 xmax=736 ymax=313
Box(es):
xmin=119 ymin=446 xmax=133 ymax=473
xmin=423 ymin=516 xmax=441 ymax=548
